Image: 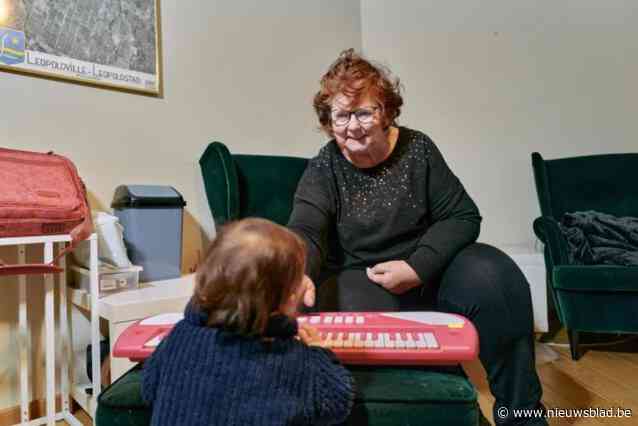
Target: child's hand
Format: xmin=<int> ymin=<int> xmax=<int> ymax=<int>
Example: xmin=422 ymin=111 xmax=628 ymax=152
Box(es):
xmin=297 ymin=324 xmax=325 ymax=347
xmin=301 ymin=275 xmax=315 ymax=308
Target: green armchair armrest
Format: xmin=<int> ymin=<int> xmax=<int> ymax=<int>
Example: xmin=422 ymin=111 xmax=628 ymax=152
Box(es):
xmin=532 ymin=216 xmax=570 ymax=267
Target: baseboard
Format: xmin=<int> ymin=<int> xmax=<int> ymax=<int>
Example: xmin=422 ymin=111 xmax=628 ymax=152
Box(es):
xmin=0 ymin=395 xmax=63 ymax=426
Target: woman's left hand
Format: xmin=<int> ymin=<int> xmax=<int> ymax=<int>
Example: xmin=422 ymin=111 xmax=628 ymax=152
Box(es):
xmin=366 ymin=260 xmax=422 ymax=294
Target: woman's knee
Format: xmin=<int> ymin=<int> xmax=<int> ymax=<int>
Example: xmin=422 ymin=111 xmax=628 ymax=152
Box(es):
xmin=443 ymin=243 xmax=517 ymax=283
xmin=437 ymin=243 xmax=533 ymax=321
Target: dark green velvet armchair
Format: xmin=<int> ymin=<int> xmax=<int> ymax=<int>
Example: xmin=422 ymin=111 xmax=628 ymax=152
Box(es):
xmin=531 ymin=152 xmax=638 ymax=360
xmin=199 ymin=141 xmax=308 ymax=227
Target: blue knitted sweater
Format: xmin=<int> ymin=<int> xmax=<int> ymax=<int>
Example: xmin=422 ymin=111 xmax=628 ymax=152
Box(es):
xmin=141 ymin=303 xmax=354 ymax=425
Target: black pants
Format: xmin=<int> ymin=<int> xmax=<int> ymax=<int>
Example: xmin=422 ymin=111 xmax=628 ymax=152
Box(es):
xmin=316 ymin=243 xmax=547 ymax=426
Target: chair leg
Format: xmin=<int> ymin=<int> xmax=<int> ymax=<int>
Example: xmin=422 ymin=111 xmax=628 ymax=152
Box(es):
xmin=567 ymin=329 xmax=581 ymax=360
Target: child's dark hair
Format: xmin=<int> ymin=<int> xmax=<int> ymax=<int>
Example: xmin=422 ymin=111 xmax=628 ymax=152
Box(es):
xmin=192 ymin=218 xmax=306 ymax=336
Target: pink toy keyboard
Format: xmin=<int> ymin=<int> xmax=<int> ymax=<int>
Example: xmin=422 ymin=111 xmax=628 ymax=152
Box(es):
xmin=113 ymin=313 xmax=183 ymax=362
xmin=113 ymin=311 xmax=479 ymax=365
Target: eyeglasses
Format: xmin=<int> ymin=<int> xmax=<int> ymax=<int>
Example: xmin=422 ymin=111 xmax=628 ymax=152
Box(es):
xmin=331 ymin=106 xmax=380 ymax=127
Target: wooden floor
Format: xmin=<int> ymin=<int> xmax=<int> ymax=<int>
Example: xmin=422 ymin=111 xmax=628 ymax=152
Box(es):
xmin=464 ymin=332 xmax=638 ymax=425
xmin=61 ymin=333 xmax=638 ymax=426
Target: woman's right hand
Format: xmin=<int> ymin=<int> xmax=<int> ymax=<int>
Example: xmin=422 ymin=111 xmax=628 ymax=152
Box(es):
xmin=297 ymin=323 xmax=325 ymax=347
xmin=366 ymin=260 xmax=422 ymax=294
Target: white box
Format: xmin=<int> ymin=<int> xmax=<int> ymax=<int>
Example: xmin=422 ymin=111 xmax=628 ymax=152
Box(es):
xmin=71 ymin=264 xmax=143 ymax=297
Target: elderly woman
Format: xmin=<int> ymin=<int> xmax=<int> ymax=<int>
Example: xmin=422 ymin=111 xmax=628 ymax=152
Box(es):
xmin=288 ymin=49 xmax=546 ymax=426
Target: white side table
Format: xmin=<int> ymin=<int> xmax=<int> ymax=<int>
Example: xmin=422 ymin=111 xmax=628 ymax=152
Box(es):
xmin=71 ymin=274 xmax=195 ymax=382
xmin=498 ymin=243 xmax=548 ymax=333
xmin=1 ymin=234 xmax=99 ymax=426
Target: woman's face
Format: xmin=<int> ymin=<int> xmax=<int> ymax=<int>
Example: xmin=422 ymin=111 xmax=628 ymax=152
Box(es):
xmin=331 ymin=92 xmax=388 ymax=168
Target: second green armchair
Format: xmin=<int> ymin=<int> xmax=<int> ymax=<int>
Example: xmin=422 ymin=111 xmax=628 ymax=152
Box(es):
xmin=531 ymin=152 xmax=638 ymax=360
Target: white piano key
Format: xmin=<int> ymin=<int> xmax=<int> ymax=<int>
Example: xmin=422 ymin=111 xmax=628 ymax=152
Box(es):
xmin=394 ymin=332 xmax=405 ymax=349
xmin=383 ymin=333 xmax=394 ymax=348
xmin=343 ymin=333 xmax=354 ymax=348
xmin=420 ymin=333 xmax=430 ymax=348
xmin=334 ymin=332 xmax=345 ymax=348
xmin=323 ymin=332 xmax=333 ymax=348
xmin=405 ymin=333 xmax=416 ymax=349
xmin=365 ymin=332 xmax=375 ymax=348
xmin=144 ymin=334 xmax=164 ymax=348
xmin=424 ymin=332 xmax=439 ymax=349
xmin=415 ymin=333 xmax=427 ymax=348
xmin=354 ymin=333 xmax=365 ymax=348
xmin=374 ymin=333 xmax=384 ymax=348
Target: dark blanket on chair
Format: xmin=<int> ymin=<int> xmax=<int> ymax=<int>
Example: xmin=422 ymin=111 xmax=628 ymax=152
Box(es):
xmin=559 ymin=211 xmax=638 ymax=266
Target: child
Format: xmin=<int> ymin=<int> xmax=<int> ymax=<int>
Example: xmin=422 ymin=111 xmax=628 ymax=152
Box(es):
xmin=141 ymin=218 xmax=354 ymax=425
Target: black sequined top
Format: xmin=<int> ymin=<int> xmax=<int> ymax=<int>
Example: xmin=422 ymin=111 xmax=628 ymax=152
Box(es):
xmin=288 ymin=127 xmax=482 ymax=285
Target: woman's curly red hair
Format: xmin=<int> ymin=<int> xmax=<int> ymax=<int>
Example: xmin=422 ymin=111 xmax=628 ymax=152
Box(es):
xmin=313 ymin=48 xmax=403 ymax=137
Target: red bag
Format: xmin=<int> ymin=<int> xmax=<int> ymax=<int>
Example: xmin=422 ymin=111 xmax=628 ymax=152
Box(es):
xmin=0 ymin=147 xmax=93 ymax=275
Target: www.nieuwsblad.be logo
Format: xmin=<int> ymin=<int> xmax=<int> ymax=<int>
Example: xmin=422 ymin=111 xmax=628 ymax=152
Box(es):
xmin=0 ymin=28 xmax=25 ymax=65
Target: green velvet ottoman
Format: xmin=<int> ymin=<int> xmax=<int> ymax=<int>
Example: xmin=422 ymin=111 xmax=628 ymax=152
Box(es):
xmin=96 ymin=364 xmax=480 ymax=426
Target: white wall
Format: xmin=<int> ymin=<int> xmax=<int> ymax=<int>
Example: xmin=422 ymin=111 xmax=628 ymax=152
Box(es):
xmin=362 ymin=0 xmax=638 ymax=246
xmin=0 ymin=0 xmax=361 ymax=410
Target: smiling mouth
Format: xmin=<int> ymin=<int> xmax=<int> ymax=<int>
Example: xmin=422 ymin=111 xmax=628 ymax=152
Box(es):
xmin=346 ymin=132 xmax=367 ymax=142
xmin=344 ymin=139 xmax=368 ymax=152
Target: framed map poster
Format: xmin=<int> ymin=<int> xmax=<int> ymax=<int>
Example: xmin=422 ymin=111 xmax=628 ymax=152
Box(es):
xmin=0 ymin=0 xmax=162 ymax=96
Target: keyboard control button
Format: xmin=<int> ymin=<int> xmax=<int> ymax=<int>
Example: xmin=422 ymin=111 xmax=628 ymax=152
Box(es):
xmin=355 ymin=316 xmax=365 ymax=324
xmin=345 ymin=316 xmax=354 ymax=324
xmin=310 ymin=317 xmax=320 ymax=324
xmin=324 ymin=316 xmax=333 ymax=324
xmin=334 ymin=316 xmax=344 ymax=324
